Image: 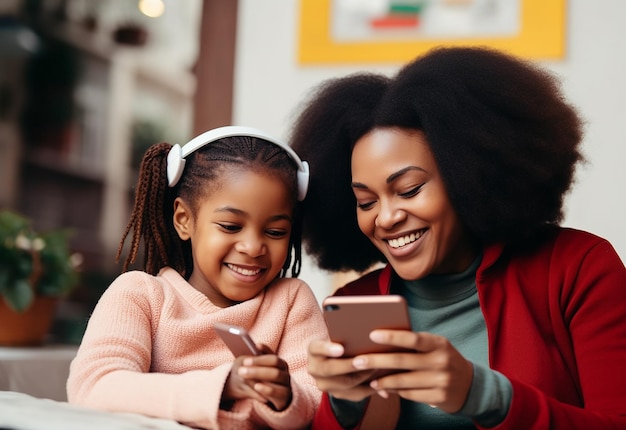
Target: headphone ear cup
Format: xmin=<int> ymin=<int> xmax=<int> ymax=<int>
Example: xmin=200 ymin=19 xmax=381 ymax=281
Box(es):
xmin=297 ymin=161 xmax=310 ymax=201
xmin=167 ymin=144 xmax=186 ymax=187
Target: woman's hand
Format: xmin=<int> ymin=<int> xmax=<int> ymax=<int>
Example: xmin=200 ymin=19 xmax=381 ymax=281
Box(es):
xmin=353 ymin=330 xmax=474 ymax=413
xmin=307 ymin=339 xmax=382 ymax=402
xmin=223 ymin=347 xmax=293 ymax=411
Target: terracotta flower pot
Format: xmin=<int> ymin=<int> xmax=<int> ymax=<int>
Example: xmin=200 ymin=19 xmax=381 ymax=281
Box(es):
xmin=0 ymin=296 xmax=58 ymax=346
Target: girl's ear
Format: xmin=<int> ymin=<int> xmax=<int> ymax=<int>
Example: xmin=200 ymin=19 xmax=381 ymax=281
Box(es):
xmin=173 ymin=198 xmax=193 ymax=240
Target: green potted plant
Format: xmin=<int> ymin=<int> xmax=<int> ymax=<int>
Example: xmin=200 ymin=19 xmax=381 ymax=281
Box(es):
xmin=0 ymin=210 xmax=81 ymax=345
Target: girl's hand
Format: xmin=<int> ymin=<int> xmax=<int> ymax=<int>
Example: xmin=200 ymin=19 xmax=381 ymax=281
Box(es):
xmin=224 ymin=346 xmax=293 ymax=411
xmin=352 ymin=330 xmax=474 ymax=413
xmin=307 ymin=339 xmax=381 ymax=402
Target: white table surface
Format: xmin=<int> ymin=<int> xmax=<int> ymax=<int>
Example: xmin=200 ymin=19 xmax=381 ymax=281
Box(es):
xmin=0 ymin=391 xmax=195 ymax=430
xmin=0 ymin=344 xmax=78 ymax=401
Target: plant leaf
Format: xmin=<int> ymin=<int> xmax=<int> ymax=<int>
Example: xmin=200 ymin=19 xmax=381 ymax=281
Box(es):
xmin=3 ymin=279 xmax=34 ymax=312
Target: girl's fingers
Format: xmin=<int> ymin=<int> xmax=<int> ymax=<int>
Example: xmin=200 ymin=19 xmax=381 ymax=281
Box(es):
xmin=253 ymin=382 xmax=292 ymax=411
xmin=253 ymin=381 xmax=289 ymax=398
xmin=242 ymin=354 xmax=287 ymax=369
xmin=238 ymin=365 xmax=290 ymax=385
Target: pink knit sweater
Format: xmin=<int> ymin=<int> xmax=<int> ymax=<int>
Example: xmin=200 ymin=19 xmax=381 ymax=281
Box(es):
xmin=67 ymin=268 xmax=328 ymax=430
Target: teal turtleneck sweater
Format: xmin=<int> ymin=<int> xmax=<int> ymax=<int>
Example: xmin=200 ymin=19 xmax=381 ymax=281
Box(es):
xmin=331 ymin=256 xmax=512 ymax=429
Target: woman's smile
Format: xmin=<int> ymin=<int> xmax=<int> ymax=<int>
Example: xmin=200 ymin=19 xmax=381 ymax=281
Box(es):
xmin=352 ymin=127 xmax=477 ymax=278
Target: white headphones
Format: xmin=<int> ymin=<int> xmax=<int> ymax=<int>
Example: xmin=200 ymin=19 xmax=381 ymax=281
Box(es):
xmin=166 ymin=125 xmax=309 ymax=201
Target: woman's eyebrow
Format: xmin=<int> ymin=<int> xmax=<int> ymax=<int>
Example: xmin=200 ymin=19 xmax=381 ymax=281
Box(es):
xmin=351 ymin=182 xmax=368 ymax=189
xmin=351 ymin=166 xmax=426 ymax=189
xmin=386 ymin=166 xmax=426 ymax=183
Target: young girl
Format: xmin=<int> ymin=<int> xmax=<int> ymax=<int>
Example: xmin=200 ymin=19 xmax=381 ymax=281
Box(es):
xmin=67 ymin=126 xmax=327 ymax=430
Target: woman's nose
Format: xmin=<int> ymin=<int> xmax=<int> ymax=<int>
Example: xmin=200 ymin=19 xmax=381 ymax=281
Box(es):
xmin=375 ymin=199 xmax=406 ymax=229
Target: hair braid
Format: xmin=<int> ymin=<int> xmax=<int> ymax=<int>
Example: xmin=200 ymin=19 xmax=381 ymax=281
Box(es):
xmin=115 ymin=144 xmax=161 ymax=271
xmin=117 ymin=134 xmax=303 ymax=279
xmin=117 ymin=143 xmax=184 ymax=275
xmin=142 ymin=147 xmax=172 ymax=275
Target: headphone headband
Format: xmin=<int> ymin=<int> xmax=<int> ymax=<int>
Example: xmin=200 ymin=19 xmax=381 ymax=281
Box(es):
xmin=166 ymin=126 xmax=309 ymax=201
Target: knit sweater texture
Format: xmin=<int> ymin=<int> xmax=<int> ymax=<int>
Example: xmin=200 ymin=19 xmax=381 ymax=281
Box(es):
xmin=67 ymin=267 xmax=328 ymax=430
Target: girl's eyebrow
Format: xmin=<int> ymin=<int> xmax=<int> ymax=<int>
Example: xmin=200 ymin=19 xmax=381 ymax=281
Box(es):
xmin=215 ymin=206 xmax=245 ymax=215
xmin=214 ymin=206 xmax=292 ymax=222
xmin=268 ymin=214 xmax=293 ymax=223
xmin=351 ymin=166 xmax=426 ymax=189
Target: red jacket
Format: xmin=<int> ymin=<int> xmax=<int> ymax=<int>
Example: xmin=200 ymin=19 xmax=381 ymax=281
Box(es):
xmin=312 ymin=228 xmax=626 ymax=429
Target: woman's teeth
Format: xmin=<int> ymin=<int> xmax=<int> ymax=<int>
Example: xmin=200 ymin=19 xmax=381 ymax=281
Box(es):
xmin=387 ymin=232 xmax=421 ymax=249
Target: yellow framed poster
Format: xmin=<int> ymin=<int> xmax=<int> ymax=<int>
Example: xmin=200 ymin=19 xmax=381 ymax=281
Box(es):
xmin=298 ymin=0 xmax=566 ymax=64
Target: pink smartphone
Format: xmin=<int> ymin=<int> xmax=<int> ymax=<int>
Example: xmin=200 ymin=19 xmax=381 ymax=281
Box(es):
xmin=322 ymin=295 xmax=412 ymax=357
xmin=214 ymin=322 xmax=262 ymax=357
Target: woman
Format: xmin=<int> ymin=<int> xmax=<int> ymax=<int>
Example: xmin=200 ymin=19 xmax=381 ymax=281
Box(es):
xmin=289 ymin=46 xmax=626 ymax=429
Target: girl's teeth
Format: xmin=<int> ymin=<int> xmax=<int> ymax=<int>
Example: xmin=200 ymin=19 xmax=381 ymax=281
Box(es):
xmin=228 ymin=264 xmax=261 ymax=276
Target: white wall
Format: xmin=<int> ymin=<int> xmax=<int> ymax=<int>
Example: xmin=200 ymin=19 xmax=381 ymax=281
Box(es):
xmin=233 ymin=0 xmax=626 ymax=303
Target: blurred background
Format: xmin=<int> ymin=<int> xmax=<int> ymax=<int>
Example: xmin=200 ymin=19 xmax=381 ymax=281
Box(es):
xmin=1 ymin=0 xmax=625 ymax=345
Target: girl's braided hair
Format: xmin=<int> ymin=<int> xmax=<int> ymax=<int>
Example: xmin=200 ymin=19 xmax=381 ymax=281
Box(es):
xmin=116 ymin=136 xmax=302 ymax=278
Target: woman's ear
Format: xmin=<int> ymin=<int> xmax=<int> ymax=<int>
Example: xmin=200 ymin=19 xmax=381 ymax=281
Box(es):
xmin=173 ymin=198 xmax=193 ymax=240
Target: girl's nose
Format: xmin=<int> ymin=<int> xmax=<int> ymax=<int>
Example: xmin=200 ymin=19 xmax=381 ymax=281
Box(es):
xmin=235 ymin=233 xmax=267 ymax=257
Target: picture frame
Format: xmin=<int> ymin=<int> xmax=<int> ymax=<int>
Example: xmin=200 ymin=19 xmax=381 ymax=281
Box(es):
xmin=298 ymin=0 xmax=567 ymax=64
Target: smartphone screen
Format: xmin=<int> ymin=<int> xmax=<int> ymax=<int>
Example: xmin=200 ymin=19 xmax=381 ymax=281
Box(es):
xmin=322 ymin=295 xmax=412 ymax=357
xmin=214 ymin=322 xmax=262 ymax=357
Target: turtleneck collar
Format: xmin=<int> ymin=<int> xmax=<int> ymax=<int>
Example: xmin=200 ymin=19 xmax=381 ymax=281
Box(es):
xmin=400 ymin=254 xmax=482 ymax=305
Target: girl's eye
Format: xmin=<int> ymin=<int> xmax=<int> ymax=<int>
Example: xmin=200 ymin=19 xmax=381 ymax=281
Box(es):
xmin=217 ymin=223 xmax=241 ymax=233
xmin=399 ymin=184 xmax=423 ymax=198
xmin=266 ymin=229 xmax=289 ymax=239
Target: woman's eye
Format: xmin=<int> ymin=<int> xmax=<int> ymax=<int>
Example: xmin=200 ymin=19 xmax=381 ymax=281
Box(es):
xmin=357 ymin=201 xmax=375 ymax=211
xmin=217 ymin=223 xmax=241 ymax=232
xmin=399 ymin=184 xmax=423 ymax=198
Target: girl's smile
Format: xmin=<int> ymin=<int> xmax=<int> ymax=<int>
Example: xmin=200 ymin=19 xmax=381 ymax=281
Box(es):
xmin=174 ymin=168 xmax=294 ymax=307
